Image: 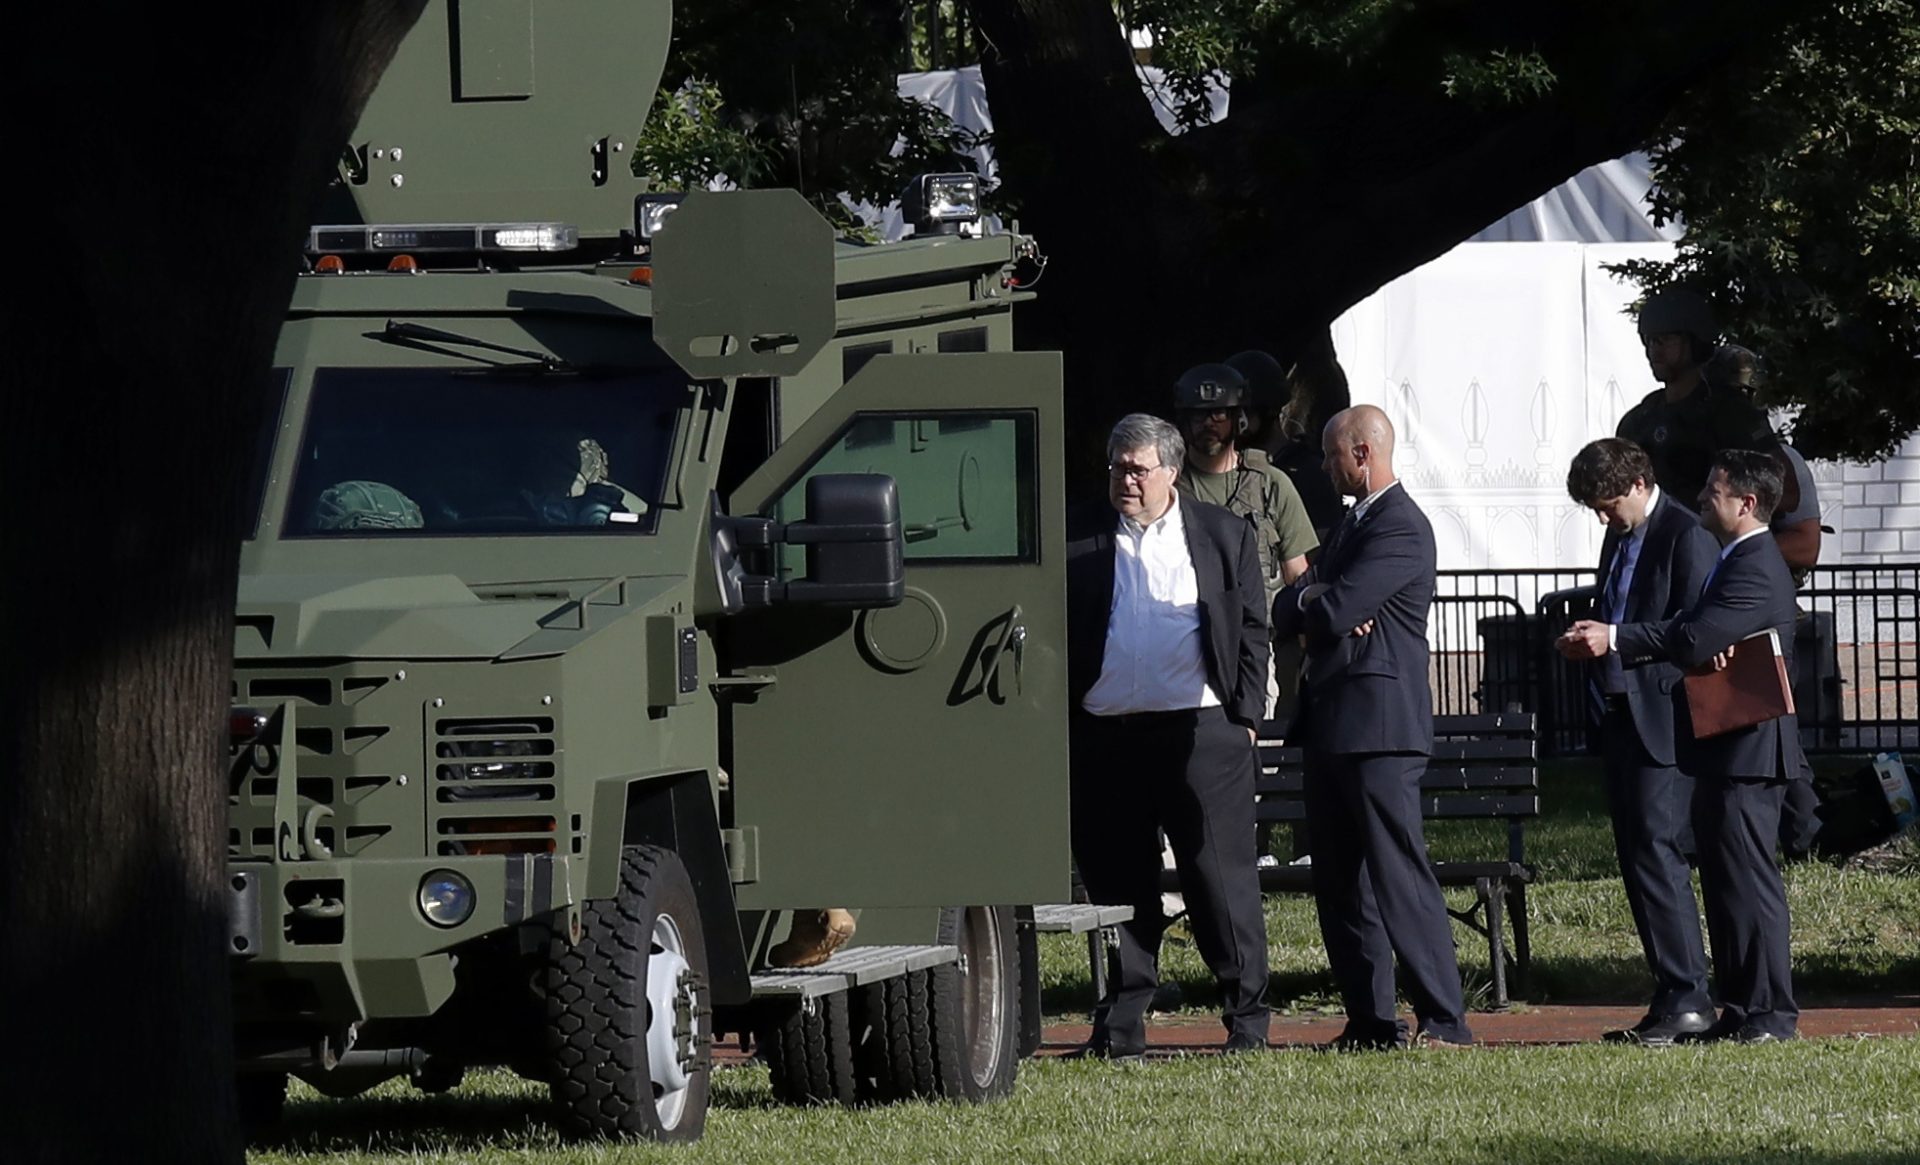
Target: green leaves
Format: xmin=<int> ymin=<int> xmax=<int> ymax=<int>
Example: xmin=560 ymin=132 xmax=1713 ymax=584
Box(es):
xmin=633 ymin=78 xmax=777 ymax=191
xmin=1618 ymin=0 xmax=1920 ymax=460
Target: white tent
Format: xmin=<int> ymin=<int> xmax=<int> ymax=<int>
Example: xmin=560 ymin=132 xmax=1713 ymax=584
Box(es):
xmin=889 ymin=67 xmax=1916 ymax=569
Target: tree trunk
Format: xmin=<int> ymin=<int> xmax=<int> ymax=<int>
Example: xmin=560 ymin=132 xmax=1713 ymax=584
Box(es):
xmin=0 ymin=6 xmax=423 ymax=1162
xmin=970 ymin=0 xmax=1811 ymax=489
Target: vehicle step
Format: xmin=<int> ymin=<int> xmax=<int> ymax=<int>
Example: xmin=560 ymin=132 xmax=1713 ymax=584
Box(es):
xmin=1026 ymin=903 xmax=1134 ymax=934
xmin=749 ymin=943 xmax=959 ymax=1001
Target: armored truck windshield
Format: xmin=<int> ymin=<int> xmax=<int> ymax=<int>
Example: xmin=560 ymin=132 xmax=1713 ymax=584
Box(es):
xmin=283 ymin=368 xmax=680 ymax=537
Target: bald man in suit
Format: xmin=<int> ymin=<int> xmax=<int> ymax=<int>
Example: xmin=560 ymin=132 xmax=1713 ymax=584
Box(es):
xmin=1272 ymin=405 xmax=1471 ymax=1050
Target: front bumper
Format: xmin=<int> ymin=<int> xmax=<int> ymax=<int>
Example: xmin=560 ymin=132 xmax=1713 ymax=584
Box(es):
xmin=229 ymin=853 xmax=573 ymax=1024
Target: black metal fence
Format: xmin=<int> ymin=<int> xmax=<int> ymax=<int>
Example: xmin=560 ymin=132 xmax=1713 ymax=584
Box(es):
xmin=1427 ymin=562 xmax=1920 ymax=756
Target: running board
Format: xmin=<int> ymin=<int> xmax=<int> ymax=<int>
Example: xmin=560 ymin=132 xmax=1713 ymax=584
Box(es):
xmin=749 ymin=943 xmax=958 ymax=1001
xmin=1026 ymin=903 xmax=1133 ymax=933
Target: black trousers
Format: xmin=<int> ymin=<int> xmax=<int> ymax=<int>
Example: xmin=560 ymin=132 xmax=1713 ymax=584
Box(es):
xmin=1304 ymin=749 xmax=1470 ymax=1042
xmin=1603 ymin=703 xmax=1711 ymax=1014
xmin=1695 ymin=776 xmax=1799 ymax=1037
xmin=1070 ymin=706 xmax=1270 ymax=1051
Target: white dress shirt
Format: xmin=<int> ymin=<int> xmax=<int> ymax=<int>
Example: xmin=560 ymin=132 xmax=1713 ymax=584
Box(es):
xmin=1081 ymin=496 xmax=1221 ymax=716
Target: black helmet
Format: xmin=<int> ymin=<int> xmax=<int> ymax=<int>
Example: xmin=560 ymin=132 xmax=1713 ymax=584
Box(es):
xmin=1636 ymin=287 xmax=1717 ymax=345
xmin=1225 ymin=350 xmax=1289 ymax=414
xmin=1173 ymin=363 xmax=1250 ymax=412
xmin=1707 ymin=344 xmax=1766 ymax=390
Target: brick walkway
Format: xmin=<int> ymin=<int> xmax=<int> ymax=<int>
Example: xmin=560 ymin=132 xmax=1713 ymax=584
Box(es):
xmin=1040 ymin=995 xmax=1920 ymax=1054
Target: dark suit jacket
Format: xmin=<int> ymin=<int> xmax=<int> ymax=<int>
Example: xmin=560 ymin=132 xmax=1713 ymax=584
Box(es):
xmin=1065 ymin=499 xmax=1269 ymax=730
xmin=1598 ymin=493 xmax=1720 ymax=767
xmin=1615 ymin=530 xmax=1806 ymax=781
xmin=1271 ymin=483 xmax=1435 ymax=756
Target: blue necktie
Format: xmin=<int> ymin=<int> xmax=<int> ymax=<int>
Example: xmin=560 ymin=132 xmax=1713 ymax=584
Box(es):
xmin=1595 ymin=538 xmax=1632 ymax=702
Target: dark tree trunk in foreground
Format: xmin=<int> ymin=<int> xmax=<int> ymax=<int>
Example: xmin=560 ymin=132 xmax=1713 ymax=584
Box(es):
xmin=970 ymin=0 xmax=1813 ymax=476
xmin=0 ymin=6 xmax=423 ymax=1162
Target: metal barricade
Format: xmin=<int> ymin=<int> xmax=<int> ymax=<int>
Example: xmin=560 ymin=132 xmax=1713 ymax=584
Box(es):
xmin=1423 ymin=562 xmax=1919 ymax=756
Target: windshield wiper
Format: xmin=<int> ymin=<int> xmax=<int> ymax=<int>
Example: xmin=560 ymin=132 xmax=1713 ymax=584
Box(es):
xmin=378 ymin=320 xmax=575 ymax=374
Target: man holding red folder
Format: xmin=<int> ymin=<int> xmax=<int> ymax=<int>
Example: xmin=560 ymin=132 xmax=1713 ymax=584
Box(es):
xmin=1563 ymin=449 xmax=1805 ymax=1044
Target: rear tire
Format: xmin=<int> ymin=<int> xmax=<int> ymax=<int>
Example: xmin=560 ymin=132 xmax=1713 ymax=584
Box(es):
xmin=850 ymin=905 xmax=1020 ymax=1103
xmin=758 ymin=993 xmax=858 ymax=1106
xmin=546 ymin=845 xmax=712 ymax=1142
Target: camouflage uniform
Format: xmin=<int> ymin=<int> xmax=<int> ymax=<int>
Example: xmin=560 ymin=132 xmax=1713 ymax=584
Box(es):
xmin=1176 ymin=447 xmax=1319 ymax=605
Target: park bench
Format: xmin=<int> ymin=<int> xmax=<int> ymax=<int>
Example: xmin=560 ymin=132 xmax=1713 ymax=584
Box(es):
xmin=1163 ymin=711 xmax=1540 ymax=1008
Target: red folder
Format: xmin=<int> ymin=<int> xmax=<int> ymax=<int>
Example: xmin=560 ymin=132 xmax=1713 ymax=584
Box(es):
xmin=1684 ymin=629 xmax=1795 ymax=739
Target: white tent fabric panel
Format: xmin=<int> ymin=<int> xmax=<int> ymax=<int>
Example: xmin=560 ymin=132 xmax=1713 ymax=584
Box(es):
xmin=889 ymin=66 xmax=1667 ymax=244
xmin=1333 ymin=241 xmax=1910 ymax=576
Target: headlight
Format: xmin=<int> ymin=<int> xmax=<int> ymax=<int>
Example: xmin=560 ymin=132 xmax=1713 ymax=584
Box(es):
xmin=902 ymin=172 xmax=981 ymax=237
xmin=418 ymin=870 xmax=476 ymax=928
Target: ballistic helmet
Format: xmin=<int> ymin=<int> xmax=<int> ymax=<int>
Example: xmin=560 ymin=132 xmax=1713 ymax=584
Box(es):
xmin=311 ymin=480 xmax=424 ymax=531
xmin=1225 ymin=350 xmax=1289 ymax=415
xmin=1707 ymin=344 xmax=1766 ymax=390
xmin=1172 ymin=363 xmax=1250 ymax=413
xmin=1636 ymin=287 xmax=1717 ymax=345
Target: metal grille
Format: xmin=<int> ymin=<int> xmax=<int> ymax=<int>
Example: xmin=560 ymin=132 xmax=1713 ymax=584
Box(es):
xmin=227 ymin=669 xmax=401 ymax=860
xmin=430 ymin=717 xmax=560 ymax=855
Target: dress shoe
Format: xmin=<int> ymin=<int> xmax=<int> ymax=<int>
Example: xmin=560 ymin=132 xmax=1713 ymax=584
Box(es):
xmin=1320 ymin=1025 xmax=1408 ymax=1053
xmin=1730 ymin=1024 xmax=1791 ymax=1046
xmin=768 ymin=908 xmax=856 ymax=968
xmin=1676 ymin=1016 xmax=1744 ymax=1045
xmin=1603 ymin=1010 xmax=1713 ymax=1047
xmin=1221 ymin=1030 xmax=1268 ymax=1054
xmin=1061 ymin=1041 xmax=1145 ymax=1064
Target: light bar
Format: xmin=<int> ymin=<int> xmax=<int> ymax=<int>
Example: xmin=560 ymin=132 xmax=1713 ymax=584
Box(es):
xmin=304 ymin=223 xmax=579 ymax=255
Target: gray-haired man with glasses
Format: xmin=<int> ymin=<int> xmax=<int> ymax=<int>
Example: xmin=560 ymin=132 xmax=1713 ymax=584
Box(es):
xmin=1063 ymin=413 xmax=1272 ymax=1059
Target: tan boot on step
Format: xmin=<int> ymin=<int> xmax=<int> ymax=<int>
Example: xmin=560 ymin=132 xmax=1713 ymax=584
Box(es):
xmin=768 ymin=908 xmax=856 ymax=968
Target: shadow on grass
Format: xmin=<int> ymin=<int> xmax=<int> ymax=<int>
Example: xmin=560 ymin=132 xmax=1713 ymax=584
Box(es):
xmin=251 ymin=1063 xmax=778 ymax=1155
xmin=1463 ymin=1139 xmax=1920 ymax=1165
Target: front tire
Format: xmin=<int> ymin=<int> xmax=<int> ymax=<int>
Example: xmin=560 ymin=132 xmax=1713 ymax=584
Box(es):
xmin=546 ymin=845 xmax=711 ymax=1142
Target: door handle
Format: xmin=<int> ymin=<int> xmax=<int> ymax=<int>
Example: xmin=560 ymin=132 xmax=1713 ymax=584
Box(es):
xmin=980 ymin=605 xmax=1024 ymax=697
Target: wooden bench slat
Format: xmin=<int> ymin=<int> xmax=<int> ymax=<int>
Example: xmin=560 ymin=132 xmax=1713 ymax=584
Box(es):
xmin=1255 ymin=795 xmax=1540 ymax=822
xmin=1259 ymin=712 xmax=1538 ymax=740
xmin=1254 ymin=766 xmax=1540 ymax=795
xmin=1421 ymin=794 xmax=1540 ymax=818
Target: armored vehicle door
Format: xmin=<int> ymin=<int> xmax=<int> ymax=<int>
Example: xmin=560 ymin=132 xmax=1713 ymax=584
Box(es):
xmin=724 ymin=353 xmax=1068 ymax=909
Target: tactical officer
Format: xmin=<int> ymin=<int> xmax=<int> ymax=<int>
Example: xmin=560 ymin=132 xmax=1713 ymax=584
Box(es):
xmin=1617 ymin=289 xmax=1776 ymax=509
xmin=1172 ymin=363 xmax=1317 ymax=601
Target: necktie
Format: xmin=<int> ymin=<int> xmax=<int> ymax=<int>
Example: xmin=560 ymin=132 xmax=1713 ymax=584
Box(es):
xmin=1603 ymin=539 xmax=1631 ymax=622
xmin=1323 ymin=506 xmax=1359 ymax=562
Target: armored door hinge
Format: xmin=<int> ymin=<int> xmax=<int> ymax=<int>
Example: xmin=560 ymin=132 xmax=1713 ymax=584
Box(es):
xmin=722 ymin=827 xmax=759 ymax=884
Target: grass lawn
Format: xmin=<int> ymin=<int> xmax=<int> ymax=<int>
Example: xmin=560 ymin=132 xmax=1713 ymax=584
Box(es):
xmin=253 ymin=1042 xmax=1920 ymax=1164
xmin=249 ymin=761 xmax=1919 ymax=1163
xmin=1040 ymin=759 xmax=1920 ymax=1016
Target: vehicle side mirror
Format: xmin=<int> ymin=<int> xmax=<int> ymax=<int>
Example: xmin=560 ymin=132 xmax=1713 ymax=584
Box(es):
xmin=709 ymin=475 xmax=905 ymax=611
xmin=783 ymin=474 xmax=905 ymax=606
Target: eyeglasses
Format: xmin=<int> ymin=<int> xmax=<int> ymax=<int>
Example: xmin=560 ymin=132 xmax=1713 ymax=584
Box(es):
xmin=1108 ymin=462 xmax=1165 ymax=482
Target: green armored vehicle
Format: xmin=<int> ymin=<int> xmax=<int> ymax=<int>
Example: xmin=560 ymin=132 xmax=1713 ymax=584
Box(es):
xmin=227 ymin=0 xmax=1079 ymax=1141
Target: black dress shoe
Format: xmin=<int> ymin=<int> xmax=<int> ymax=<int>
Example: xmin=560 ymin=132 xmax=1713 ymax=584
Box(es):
xmin=1320 ymin=1025 xmax=1408 ymax=1053
xmin=1221 ymin=1030 xmax=1268 ymax=1054
xmin=1676 ymin=1016 xmax=1744 ymax=1045
xmin=1730 ymin=1024 xmax=1791 ymax=1046
xmin=1061 ymin=1041 xmax=1145 ymax=1064
xmin=1603 ymin=1010 xmax=1714 ymax=1047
